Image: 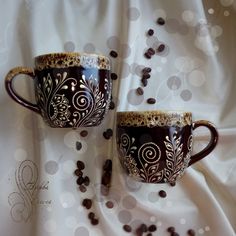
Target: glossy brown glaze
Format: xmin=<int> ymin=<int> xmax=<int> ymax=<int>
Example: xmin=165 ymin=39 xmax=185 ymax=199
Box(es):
xmin=5 ymin=53 xmax=112 ymax=128
xmin=116 ymin=111 xmax=218 ymax=184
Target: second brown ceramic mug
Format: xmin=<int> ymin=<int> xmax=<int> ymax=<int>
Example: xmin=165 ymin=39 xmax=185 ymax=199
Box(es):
xmin=116 ymin=110 xmax=218 ymax=184
xmin=5 ymin=52 xmax=112 ymax=128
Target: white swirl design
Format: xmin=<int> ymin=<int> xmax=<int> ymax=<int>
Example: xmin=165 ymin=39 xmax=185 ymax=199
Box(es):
xmin=72 ymin=91 xmax=94 ymax=111
xmin=138 ymin=142 xmax=161 ymax=164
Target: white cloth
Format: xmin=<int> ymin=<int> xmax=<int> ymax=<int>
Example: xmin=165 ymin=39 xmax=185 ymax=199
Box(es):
xmin=0 ymin=0 xmax=235 ymax=235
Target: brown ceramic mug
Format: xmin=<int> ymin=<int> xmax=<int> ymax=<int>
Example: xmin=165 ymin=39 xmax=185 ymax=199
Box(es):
xmin=116 ymin=110 xmax=218 ymax=184
xmin=5 ymin=52 xmax=112 ymax=128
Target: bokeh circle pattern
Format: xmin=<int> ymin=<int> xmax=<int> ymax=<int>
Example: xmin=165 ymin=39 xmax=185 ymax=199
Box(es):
xmin=188 ymin=70 xmax=206 ymax=87
xmin=122 ymin=195 xmax=137 ymax=209
xmin=64 ymin=41 xmax=75 ymax=52
xmin=167 ymin=76 xmax=182 ymax=90
xmin=127 ymin=89 xmax=144 ymax=105
xmin=127 ymin=7 xmax=141 ymax=21
xmin=220 ymin=0 xmax=234 ymax=6
xmin=118 ymin=210 xmax=132 ymax=223
xmin=180 ymin=89 xmax=192 ymax=101
xmin=74 ymin=226 xmax=90 ymax=236
xmin=45 ymin=160 xmax=59 ymax=175
xmin=106 ymin=36 xmax=120 ymax=50
xmin=83 ymin=43 xmax=96 ymax=53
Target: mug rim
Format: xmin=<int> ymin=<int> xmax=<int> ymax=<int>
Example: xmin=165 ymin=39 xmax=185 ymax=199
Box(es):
xmin=117 ymin=110 xmax=192 ymax=127
xmin=34 ymin=52 xmax=109 ymax=61
xmin=34 ymin=52 xmax=110 ymax=70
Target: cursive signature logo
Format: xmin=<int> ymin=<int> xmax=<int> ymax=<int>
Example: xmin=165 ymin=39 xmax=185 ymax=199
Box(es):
xmin=8 ymin=160 xmax=51 ymax=223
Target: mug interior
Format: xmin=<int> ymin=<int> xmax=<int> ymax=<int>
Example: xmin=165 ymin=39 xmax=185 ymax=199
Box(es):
xmin=117 ymin=110 xmax=192 ymax=127
xmin=34 ymin=52 xmax=110 ymax=70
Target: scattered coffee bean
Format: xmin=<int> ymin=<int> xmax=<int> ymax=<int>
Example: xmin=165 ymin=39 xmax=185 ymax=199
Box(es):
xmin=100 ymin=185 xmax=109 ymax=196
xmin=105 ymin=201 xmax=114 ymax=209
xmin=110 ymin=50 xmax=118 ymax=58
xmin=142 ymin=73 xmax=151 ymax=80
xmin=142 ymin=78 xmax=148 ymax=87
xmin=157 ymin=17 xmax=165 ymax=25
xmin=74 ymin=169 xmax=83 ymax=177
xmin=103 ymin=128 xmax=113 ymax=139
xmin=76 ymin=176 xmax=84 ymax=185
xmin=88 ymin=212 xmax=95 ymax=219
xmin=111 ymin=72 xmax=118 ymax=80
xmin=79 ymin=185 xmax=87 ymax=193
xmin=147 ymin=29 xmax=154 ymax=36
xmin=187 ymin=229 xmax=196 ymax=236
xmin=147 ymin=48 xmax=155 ymax=55
xmin=147 ymin=98 xmax=156 ymax=104
xmin=157 ymin=44 xmax=165 ymax=52
xmin=83 ymin=176 xmax=90 ymax=186
xmin=123 ymin=224 xmax=132 ymax=233
xmin=103 ymin=159 xmax=112 ymax=171
xmin=148 ymin=224 xmax=157 ymax=232
xmin=144 ymin=52 xmax=152 ymax=59
xmin=76 ymin=141 xmax=82 ymax=150
xmin=91 ymin=218 xmax=99 ymax=225
xmin=76 ymin=160 xmax=85 ymax=170
xmin=135 ymin=227 xmax=143 ymax=236
xmin=82 ymin=198 xmax=92 ymax=209
xmin=167 ymin=226 xmax=175 ymax=233
xmin=171 ymin=232 xmax=179 ymax=236
xmin=106 ymin=128 xmax=113 ymax=137
xmin=140 ymin=224 xmax=148 ymax=232
xmin=142 ymin=67 xmax=152 ymax=73
xmin=109 ymin=101 xmax=115 ymax=110
xmin=101 ymin=171 xmax=112 ymax=186
xmin=147 ymin=234 xmax=152 ymax=236
xmin=80 ymin=130 xmax=88 ymax=137
xmin=170 ymin=182 xmax=176 ymax=187
xmin=136 ymin=87 xmax=144 ymax=95
xmin=159 ymin=190 xmax=167 ymax=198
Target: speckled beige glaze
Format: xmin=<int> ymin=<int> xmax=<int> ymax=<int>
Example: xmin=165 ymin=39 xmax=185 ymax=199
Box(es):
xmin=35 ymin=52 xmax=110 ymax=70
xmin=117 ymin=110 xmax=192 ymax=127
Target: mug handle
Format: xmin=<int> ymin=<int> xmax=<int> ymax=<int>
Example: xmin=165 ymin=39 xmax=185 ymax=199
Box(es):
xmin=188 ymin=120 xmax=218 ymax=166
xmin=5 ymin=67 xmax=40 ymax=114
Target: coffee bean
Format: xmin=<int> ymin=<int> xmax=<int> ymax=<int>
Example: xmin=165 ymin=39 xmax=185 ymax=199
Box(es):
xmin=110 ymin=50 xmax=118 ymax=58
xmin=102 ymin=171 xmax=112 ymax=186
xmin=123 ymin=224 xmax=132 ymax=232
xmin=80 ymin=130 xmax=88 ymax=137
xmin=76 ymin=141 xmax=82 ymax=150
xmin=157 ymin=44 xmax=165 ymax=52
xmin=103 ymin=131 xmax=110 ymax=140
xmin=76 ymin=160 xmax=85 ymax=170
xmin=142 ymin=67 xmax=152 ymax=73
xmin=135 ymin=227 xmax=143 ymax=236
xmin=91 ymin=218 xmax=99 ymax=225
xmin=187 ymin=229 xmax=196 ymax=236
xmin=142 ymin=73 xmax=151 ymax=80
xmin=147 ymin=29 xmax=154 ymax=36
xmin=74 ymin=169 xmax=83 ymax=177
xmin=79 ymin=185 xmax=87 ymax=193
xmin=82 ymin=198 xmax=92 ymax=209
xmin=103 ymin=159 xmax=112 ymax=171
xmin=136 ymin=87 xmax=144 ymax=95
xmin=147 ymin=48 xmax=155 ymax=55
xmin=83 ymin=176 xmax=90 ymax=186
xmin=142 ymin=78 xmax=148 ymax=87
xmin=147 ymin=98 xmax=156 ymax=104
xmin=171 ymin=232 xmax=179 ymax=236
xmin=88 ymin=212 xmax=95 ymax=219
xmin=100 ymin=185 xmax=109 ymax=196
xmin=158 ymin=190 xmax=167 ymax=198
xmin=144 ymin=52 xmax=152 ymax=59
xmin=109 ymin=101 xmax=115 ymax=110
xmin=106 ymin=128 xmax=113 ymax=137
xmin=147 ymin=234 xmax=152 ymax=236
xmin=140 ymin=224 xmax=148 ymax=232
xmin=76 ymin=176 xmax=84 ymax=185
xmin=170 ymin=182 xmax=176 ymax=187
xmin=157 ymin=17 xmax=165 ymax=25
xmin=105 ymin=200 xmax=114 ymax=209
xmin=148 ymin=224 xmax=157 ymax=232
xmin=111 ymin=72 xmax=118 ymax=80
xmin=167 ymin=226 xmax=175 ymax=233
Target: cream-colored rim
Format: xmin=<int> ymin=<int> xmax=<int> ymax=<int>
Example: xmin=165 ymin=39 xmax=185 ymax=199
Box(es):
xmin=117 ymin=110 xmax=192 ymax=127
xmin=35 ymin=52 xmax=110 ymax=70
